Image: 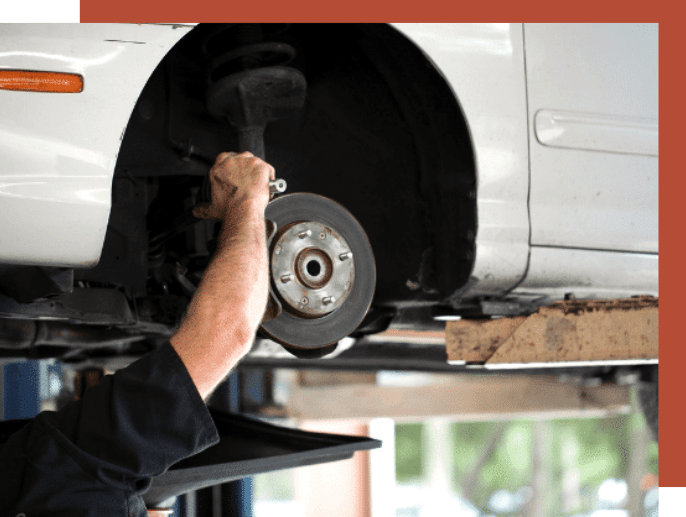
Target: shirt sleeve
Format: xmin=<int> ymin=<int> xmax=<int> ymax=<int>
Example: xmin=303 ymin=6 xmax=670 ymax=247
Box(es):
xmin=45 ymin=341 xmax=219 ymax=481
xmin=0 ymin=341 xmax=220 ymax=509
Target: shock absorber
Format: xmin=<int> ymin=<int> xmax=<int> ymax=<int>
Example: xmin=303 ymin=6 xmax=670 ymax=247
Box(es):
xmin=199 ymin=24 xmax=306 ymax=202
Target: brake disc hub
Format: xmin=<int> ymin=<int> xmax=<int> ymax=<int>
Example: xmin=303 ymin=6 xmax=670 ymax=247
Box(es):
xmin=259 ymin=193 xmax=376 ymax=353
xmin=272 ymin=221 xmax=354 ymax=318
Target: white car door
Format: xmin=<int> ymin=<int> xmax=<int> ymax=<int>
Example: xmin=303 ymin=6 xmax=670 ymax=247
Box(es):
xmin=524 ymin=23 xmax=658 ymax=254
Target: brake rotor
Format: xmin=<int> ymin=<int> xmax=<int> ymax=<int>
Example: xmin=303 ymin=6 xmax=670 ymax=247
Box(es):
xmin=259 ymin=193 xmax=375 ymax=352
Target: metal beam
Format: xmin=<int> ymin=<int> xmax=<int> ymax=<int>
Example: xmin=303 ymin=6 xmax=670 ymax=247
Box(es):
xmin=282 ymin=375 xmax=631 ymax=421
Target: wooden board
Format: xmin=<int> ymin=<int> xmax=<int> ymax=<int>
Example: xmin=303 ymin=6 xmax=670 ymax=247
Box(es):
xmin=283 ymin=375 xmax=631 ymax=421
xmin=446 ymin=297 xmax=658 ymax=366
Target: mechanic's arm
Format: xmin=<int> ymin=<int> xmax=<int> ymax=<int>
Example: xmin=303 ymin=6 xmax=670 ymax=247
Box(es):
xmin=170 ymin=151 xmax=274 ymax=400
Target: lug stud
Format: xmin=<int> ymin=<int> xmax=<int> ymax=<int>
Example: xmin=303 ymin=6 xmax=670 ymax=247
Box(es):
xmin=322 ymin=296 xmax=335 ymax=305
xmin=281 ymin=274 xmax=293 ymax=283
xmin=339 ymin=251 xmax=352 ymax=261
xmin=298 ymin=230 xmax=312 ymax=239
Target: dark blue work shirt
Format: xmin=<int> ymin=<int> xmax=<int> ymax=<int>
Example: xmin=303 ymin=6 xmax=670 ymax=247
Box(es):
xmin=0 ymin=342 xmax=220 ymax=516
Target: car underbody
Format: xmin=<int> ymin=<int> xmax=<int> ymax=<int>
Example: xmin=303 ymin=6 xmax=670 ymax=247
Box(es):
xmin=0 ymin=24 xmax=479 ymax=363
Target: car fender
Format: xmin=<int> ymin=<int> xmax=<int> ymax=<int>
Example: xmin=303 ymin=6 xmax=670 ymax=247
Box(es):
xmin=0 ymin=23 xmax=193 ymax=267
xmin=392 ymin=23 xmax=530 ymax=297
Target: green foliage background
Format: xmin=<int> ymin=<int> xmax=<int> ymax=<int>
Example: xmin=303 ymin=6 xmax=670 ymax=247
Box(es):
xmin=396 ymin=406 xmax=658 ymax=514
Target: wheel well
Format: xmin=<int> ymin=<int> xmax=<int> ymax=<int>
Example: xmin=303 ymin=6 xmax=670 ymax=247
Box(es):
xmin=112 ymin=23 xmax=477 ymax=307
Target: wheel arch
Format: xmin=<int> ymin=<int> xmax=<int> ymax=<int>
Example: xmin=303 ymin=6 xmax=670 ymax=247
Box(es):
xmin=116 ymin=23 xmax=478 ymax=305
xmin=351 ymin=24 xmax=478 ymax=301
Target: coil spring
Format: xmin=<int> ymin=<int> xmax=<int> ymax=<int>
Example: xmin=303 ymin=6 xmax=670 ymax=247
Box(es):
xmin=203 ymin=24 xmax=296 ymax=86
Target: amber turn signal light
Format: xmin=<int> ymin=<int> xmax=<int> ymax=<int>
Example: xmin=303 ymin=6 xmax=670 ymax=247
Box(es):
xmin=0 ymin=70 xmax=83 ymax=93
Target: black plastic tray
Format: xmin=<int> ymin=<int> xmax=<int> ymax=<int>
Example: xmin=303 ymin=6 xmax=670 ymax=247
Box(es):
xmin=0 ymin=411 xmax=381 ymax=506
xmin=144 ymin=409 xmax=381 ymax=505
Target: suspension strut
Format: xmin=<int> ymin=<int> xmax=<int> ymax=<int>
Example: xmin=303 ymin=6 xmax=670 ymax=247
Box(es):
xmin=199 ymin=24 xmax=307 ymax=202
xmin=197 ymin=26 xmax=376 ymax=357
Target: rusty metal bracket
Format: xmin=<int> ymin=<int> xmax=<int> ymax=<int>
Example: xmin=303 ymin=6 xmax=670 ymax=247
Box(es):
xmin=446 ymin=296 xmax=658 ymax=367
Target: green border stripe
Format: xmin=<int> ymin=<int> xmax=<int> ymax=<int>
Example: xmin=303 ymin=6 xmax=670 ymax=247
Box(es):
xmin=0 ymin=0 xmax=79 ymax=22
xmin=660 ymin=488 xmax=686 ymax=517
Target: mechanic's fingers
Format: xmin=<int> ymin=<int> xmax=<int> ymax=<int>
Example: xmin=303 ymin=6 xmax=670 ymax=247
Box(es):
xmin=192 ymin=203 xmax=208 ymax=220
xmin=215 ymin=151 xmax=238 ymax=164
xmin=193 ymin=203 xmax=220 ymax=221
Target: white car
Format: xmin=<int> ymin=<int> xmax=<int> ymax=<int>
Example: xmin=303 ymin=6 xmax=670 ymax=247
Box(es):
xmin=0 ymin=23 xmax=658 ymax=362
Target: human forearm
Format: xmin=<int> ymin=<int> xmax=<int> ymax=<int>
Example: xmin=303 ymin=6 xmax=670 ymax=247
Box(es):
xmin=171 ymin=204 xmax=267 ymax=399
xmin=170 ymin=152 xmax=273 ymax=400
xmin=195 ymin=201 xmax=268 ymax=334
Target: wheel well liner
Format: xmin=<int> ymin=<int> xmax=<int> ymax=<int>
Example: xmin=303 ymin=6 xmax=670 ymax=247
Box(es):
xmin=114 ymin=23 xmax=477 ymax=304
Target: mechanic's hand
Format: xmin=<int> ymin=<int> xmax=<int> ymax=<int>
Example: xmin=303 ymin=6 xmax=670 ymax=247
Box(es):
xmin=193 ymin=151 xmax=275 ymax=221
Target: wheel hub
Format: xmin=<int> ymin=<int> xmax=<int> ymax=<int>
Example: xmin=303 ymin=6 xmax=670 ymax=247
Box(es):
xmin=259 ymin=193 xmax=376 ymax=353
xmin=271 ymin=221 xmax=354 ymax=318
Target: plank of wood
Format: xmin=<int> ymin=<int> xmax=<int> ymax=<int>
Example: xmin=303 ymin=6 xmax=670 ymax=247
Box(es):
xmin=298 ymin=370 xmax=377 ymax=387
xmin=284 ymin=375 xmax=630 ymax=421
xmin=445 ymin=316 xmax=526 ymax=363
xmin=446 ymin=297 xmax=658 ymax=365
